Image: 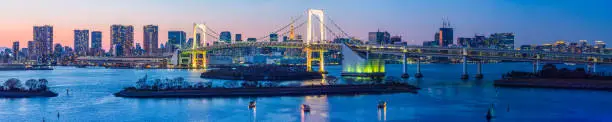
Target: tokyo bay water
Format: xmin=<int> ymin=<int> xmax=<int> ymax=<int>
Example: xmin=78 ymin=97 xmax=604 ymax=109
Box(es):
xmin=1 ymin=63 xmax=611 ymax=121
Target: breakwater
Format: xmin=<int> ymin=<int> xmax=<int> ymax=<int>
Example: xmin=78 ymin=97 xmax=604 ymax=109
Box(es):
xmin=114 ymin=84 xmax=419 ymax=98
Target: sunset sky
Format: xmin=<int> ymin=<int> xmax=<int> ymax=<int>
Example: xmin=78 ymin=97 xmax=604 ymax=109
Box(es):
xmin=0 ymin=0 xmax=610 ymax=50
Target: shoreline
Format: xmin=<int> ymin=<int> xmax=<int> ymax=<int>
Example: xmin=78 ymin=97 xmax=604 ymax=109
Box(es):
xmin=114 ymin=84 xmax=419 ymax=98
xmin=0 ymin=91 xmax=59 ymax=98
xmin=494 ymin=78 xmax=612 ymax=90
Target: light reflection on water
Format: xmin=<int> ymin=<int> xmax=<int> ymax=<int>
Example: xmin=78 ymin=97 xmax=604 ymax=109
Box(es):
xmin=0 ymin=63 xmax=611 ymax=121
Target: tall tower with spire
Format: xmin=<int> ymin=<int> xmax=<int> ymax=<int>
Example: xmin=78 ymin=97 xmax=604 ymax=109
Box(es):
xmin=438 ymin=17 xmax=454 ymax=47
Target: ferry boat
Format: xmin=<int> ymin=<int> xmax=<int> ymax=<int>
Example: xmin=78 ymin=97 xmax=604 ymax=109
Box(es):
xmin=377 ymin=101 xmax=387 ymax=108
xmin=248 ymin=101 xmax=256 ymax=109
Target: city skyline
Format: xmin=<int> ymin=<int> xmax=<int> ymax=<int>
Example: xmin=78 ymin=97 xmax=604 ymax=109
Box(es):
xmin=0 ymin=0 xmax=611 ymax=50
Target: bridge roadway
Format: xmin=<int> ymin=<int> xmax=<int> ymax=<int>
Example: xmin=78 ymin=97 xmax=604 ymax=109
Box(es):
xmin=193 ymin=42 xmax=612 ymax=64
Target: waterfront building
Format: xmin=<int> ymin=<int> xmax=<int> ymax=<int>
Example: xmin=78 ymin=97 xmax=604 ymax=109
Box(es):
xmin=474 ymin=34 xmax=486 ymax=48
xmin=247 ymin=38 xmax=257 ymax=42
xmin=110 ymin=25 xmax=134 ymax=56
xmin=220 ymin=31 xmax=232 ymax=43
xmin=74 ymin=29 xmax=89 ymax=56
xmin=423 ymin=40 xmax=438 ymax=47
xmin=12 ymin=41 xmax=19 ymax=61
xmin=457 ymin=37 xmax=474 ymax=48
xmin=33 ymin=25 xmax=53 ymax=63
xmin=489 ymin=33 xmax=515 ymax=50
xmin=270 ymin=33 xmax=279 ymax=42
xmin=91 ymin=31 xmax=103 ymax=56
xmin=168 ymin=31 xmax=186 ymax=51
xmin=595 ymin=40 xmax=606 ymax=53
xmin=368 ymin=31 xmax=390 ymax=45
xmin=143 ymin=25 xmax=159 ymax=56
xmin=235 ymin=34 xmax=242 ymax=42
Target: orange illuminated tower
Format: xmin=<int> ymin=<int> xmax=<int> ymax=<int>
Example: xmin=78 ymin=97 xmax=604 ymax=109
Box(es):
xmin=289 ymin=18 xmax=295 ymax=40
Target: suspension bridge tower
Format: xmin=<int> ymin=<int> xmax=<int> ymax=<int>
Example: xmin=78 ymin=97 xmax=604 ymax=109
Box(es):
xmin=189 ymin=23 xmax=208 ymax=69
xmin=305 ymin=9 xmax=327 ymax=73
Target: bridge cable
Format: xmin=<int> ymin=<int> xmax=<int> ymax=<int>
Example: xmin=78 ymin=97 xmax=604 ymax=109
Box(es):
xmin=257 ymin=14 xmax=304 ymax=41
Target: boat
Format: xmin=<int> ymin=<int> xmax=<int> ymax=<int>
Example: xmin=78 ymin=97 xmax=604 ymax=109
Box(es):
xmin=248 ymin=101 xmax=256 ymax=109
xmin=377 ymin=101 xmax=387 ymax=108
xmin=301 ymin=104 xmax=311 ymax=112
xmin=564 ymin=63 xmax=576 ymax=66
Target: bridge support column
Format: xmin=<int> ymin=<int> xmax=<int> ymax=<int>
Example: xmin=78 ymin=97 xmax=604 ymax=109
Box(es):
xmin=533 ymin=60 xmax=540 ymax=74
xmin=401 ymin=53 xmax=409 ymax=78
xmin=306 ymin=48 xmax=313 ymax=72
xmin=191 ymin=51 xmax=197 ymax=68
xmin=201 ymin=51 xmax=207 ymax=69
xmin=461 ymin=56 xmax=469 ymax=80
xmin=593 ymin=62 xmax=597 ymax=73
xmin=319 ymin=50 xmax=327 ymax=74
xmin=475 ymin=60 xmax=483 ymax=79
xmin=415 ymin=57 xmax=423 ymax=78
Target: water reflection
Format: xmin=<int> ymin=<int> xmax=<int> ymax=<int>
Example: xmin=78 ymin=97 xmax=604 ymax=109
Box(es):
xmin=377 ymin=107 xmax=387 ymax=121
xmin=301 ymin=95 xmax=329 ymax=122
xmin=250 ymin=107 xmax=256 ymax=122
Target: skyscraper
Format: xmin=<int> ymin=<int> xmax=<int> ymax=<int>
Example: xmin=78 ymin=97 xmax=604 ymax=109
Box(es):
xmin=269 ymin=33 xmax=278 ymax=42
xmin=438 ymin=19 xmax=453 ymax=47
xmin=91 ymin=31 xmax=102 ymax=49
xmin=220 ymin=31 xmax=232 ymax=43
xmin=12 ymin=41 xmax=19 ymax=60
xmin=235 ymin=34 xmax=242 ymax=42
xmin=111 ymin=25 xmax=134 ymax=56
xmin=168 ymin=31 xmax=186 ymax=50
xmin=143 ymin=25 xmax=159 ymax=56
xmin=91 ymin=31 xmax=102 ymax=56
xmin=33 ymin=25 xmax=53 ymax=62
xmin=74 ymin=29 xmax=89 ymax=56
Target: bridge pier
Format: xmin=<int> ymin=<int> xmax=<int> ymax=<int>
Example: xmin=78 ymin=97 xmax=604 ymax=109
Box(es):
xmin=319 ymin=50 xmax=327 ymax=74
xmin=401 ymin=53 xmax=409 ymax=78
xmin=475 ymin=60 xmax=483 ymax=79
xmin=533 ymin=60 xmax=540 ymax=74
xmin=415 ymin=57 xmax=423 ymax=78
xmin=461 ymin=56 xmax=469 ymax=80
xmin=593 ymin=62 xmax=597 ymax=73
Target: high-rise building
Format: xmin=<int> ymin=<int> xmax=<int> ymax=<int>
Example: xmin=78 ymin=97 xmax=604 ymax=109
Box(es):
xmin=33 ymin=25 xmax=53 ymax=62
xmin=27 ymin=41 xmax=37 ymax=60
xmin=91 ymin=31 xmax=102 ymax=49
xmin=74 ymin=29 xmax=89 ymax=56
xmin=235 ymin=34 xmax=242 ymax=42
xmin=143 ymin=25 xmax=159 ymax=56
xmin=111 ymin=25 xmax=134 ymax=56
xmin=368 ymin=31 xmax=390 ymax=44
xmin=438 ymin=19 xmax=453 ymax=47
xmin=12 ymin=41 xmax=19 ymax=60
xmin=269 ymin=33 xmax=278 ymax=42
xmin=168 ymin=31 xmax=186 ymax=50
xmin=91 ymin=31 xmax=103 ymax=56
xmin=220 ymin=31 xmax=232 ymax=43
